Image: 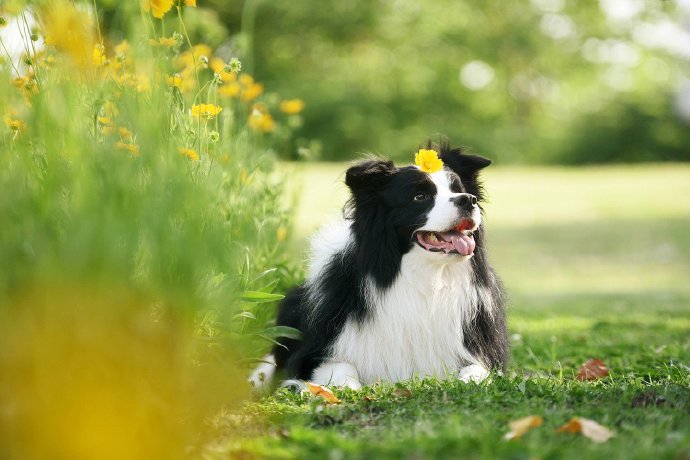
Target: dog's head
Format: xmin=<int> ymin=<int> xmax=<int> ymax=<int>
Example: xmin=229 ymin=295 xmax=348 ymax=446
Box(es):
xmin=345 ymin=142 xmax=491 ymax=264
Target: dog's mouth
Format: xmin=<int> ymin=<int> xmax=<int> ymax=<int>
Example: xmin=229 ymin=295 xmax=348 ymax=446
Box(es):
xmin=414 ymin=219 xmax=477 ymax=256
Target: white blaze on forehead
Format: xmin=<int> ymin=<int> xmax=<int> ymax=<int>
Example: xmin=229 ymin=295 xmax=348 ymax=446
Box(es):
xmin=428 ymin=168 xmax=454 ymax=195
xmin=414 ymin=167 xmax=482 ymax=232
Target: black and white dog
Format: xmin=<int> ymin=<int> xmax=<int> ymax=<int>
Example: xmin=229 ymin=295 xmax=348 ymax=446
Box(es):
xmin=251 ymin=142 xmax=508 ymax=390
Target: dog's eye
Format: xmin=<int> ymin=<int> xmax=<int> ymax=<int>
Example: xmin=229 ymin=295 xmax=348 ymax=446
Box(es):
xmin=413 ymin=193 xmax=428 ymax=201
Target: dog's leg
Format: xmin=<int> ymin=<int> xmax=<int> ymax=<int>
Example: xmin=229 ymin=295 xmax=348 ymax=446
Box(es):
xmin=249 ymin=354 xmax=277 ymax=392
xmin=458 ymin=363 xmax=490 ymax=383
xmin=311 ymin=361 xmax=362 ymax=390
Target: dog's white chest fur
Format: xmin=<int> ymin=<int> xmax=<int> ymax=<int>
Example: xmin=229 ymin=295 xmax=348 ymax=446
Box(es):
xmin=327 ymin=247 xmax=483 ymax=384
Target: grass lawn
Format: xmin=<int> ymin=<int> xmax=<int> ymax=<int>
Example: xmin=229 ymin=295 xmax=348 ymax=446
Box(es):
xmin=208 ymin=163 xmax=690 ymax=459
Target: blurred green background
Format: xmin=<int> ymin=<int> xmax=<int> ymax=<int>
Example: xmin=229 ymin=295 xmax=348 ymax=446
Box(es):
xmin=182 ymin=0 xmax=690 ymax=163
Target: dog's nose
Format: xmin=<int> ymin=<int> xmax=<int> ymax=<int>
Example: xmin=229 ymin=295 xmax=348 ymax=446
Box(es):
xmin=451 ymin=193 xmax=477 ymax=209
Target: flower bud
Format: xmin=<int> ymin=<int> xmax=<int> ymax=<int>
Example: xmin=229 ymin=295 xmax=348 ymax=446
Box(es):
xmin=228 ymin=57 xmax=242 ymax=73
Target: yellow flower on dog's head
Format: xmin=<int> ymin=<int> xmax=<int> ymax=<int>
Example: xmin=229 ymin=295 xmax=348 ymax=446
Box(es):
xmin=415 ymin=149 xmax=443 ymax=173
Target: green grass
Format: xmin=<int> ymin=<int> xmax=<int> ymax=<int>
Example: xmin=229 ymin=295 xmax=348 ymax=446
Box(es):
xmin=208 ymin=163 xmax=690 ymax=459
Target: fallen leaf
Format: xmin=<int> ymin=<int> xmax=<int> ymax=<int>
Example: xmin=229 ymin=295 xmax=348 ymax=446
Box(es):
xmin=305 ymin=382 xmax=341 ymax=404
xmin=576 ymin=358 xmax=609 ymax=381
xmin=503 ymin=415 xmax=544 ymax=440
xmin=556 ymin=417 xmax=614 ymax=443
xmin=392 ymin=387 xmax=412 ymax=398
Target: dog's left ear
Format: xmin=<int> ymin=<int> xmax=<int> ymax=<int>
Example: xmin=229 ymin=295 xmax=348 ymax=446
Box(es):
xmin=438 ymin=146 xmax=492 ymax=200
xmin=438 ymin=148 xmax=492 ymax=177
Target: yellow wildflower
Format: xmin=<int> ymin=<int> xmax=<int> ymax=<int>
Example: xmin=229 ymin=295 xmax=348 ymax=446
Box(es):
xmin=210 ymin=57 xmax=237 ymax=82
xmin=276 ymin=226 xmax=288 ymax=242
xmin=118 ymin=127 xmax=134 ymax=142
xmin=114 ymin=40 xmax=130 ymax=56
xmin=98 ymin=115 xmax=115 ymax=136
xmin=248 ymin=107 xmax=275 ymax=133
xmin=4 ymin=114 xmax=26 ymax=132
xmin=280 ymin=99 xmax=305 ymax=115
xmin=93 ymin=44 xmax=107 ymax=66
xmin=176 ymin=44 xmax=212 ymax=70
xmin=149 ymin=37 xmax=177 ymax=47
xmin=184 ymin=0 xmax=197 ymax=6
xmin=241 ymin=83 xmax=263 ymax=102
xmin=167 ymin=75 xmax=182 ymax=88
xmin=191 ymin=103 xmax=223 ymax=119
xmin=11 ymin=76 xmax=29 ymax=89
xmin=43 ymin=0 xmax=96 ymax=70
xmin=218 ymin=82 xmax=240 ymax=98
xmin=142 ymin=0 xmax=174 ymax=19
xmin=178 ymin=147 xmax=199 ymax=161
xmin=239 ymin=74 xmax=254 ymax=86
xmin=115 ymin=141 xmax=140 ymax=155
xmin=415 ymin=149 xmax=444 ymax=173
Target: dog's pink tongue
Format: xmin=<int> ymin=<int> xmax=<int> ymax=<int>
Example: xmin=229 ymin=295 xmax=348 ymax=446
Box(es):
xmin=450 ymin=233 xmax=475 ymax=256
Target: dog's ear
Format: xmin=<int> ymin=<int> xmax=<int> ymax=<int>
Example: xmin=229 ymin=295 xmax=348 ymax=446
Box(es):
xmin=438 ymin=145 xmax=492 ymax=176
xmin=437 ymin=143 xmax=491 ymax=200
xmin=345 ymin=159 xmax=396 ymax=194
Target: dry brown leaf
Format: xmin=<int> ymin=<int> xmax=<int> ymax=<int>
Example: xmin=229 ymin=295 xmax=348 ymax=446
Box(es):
xmin=305 ymin=382 xmax=341 ymax=404
xmin=556 ymin=417 xmax=614 ymax=443
xmin=576 ymin=358 xmax=610 ymax=381
xmin=392 ymin=387 xmax=412 ymax=398
xmin=503 ymin=415 xmax=544 ymax=440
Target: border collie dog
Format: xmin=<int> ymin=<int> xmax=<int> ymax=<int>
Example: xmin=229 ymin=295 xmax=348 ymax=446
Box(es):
xmin=251 ymin=142 xmax=508 ymax=390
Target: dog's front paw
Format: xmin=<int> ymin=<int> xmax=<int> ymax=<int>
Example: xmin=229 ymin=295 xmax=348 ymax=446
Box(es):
xmin=312 ymin=362 xmax=363 ymax=390
xmin=248 ymin=354 xmax=277 ymax=393
xmin=458 ymin=364 xmax=489 ymax=383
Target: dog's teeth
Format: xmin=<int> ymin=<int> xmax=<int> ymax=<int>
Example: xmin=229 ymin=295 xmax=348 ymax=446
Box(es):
xmin=429 ymin=233 xmax=438 ymax=242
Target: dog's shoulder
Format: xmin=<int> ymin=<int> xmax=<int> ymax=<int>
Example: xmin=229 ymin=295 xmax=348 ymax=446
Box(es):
xmin=306 ymin=218 xmax=353 ymax=281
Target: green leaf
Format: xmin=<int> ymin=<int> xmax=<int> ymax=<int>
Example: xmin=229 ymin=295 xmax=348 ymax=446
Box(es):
xmin=260 ymin=325 xmax=303 ymax=340
xmin=241 ymin=291 xmax=285 ymax=303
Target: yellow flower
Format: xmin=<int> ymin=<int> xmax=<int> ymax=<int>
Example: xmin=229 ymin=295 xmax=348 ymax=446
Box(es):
xmin=184 ymin=0 xmax=197 ymax=6
xmin=241 ymin=83 xmax=263 ymax=102
xmin=210 ymin=57 xmax=237 ymax=82
xmin=178 ymin=147 xmax=199 ymax=161
xmin=276 ymin=226 xmax=288 ymax=242
xmin=415 ymin=149 xmax=444 ymax=173
xmin=280 ymin=99 xmax=305 ymax=115
xmin=149 ymin=36 xmax=177 ymax=47
xmin=175 ymin=44 xmax=212 ymax=70
xmin=98 ymin=116 xmax=115 ymax=135
xmin=114 ymin=40 xmax=130 ymax=56
xmin=43 ymin=0 xmax=96 ymax=70
xmin=142 ymin=0 xmax=174 ymax=19
xmin=167 ymin=75 xmax=182 ymax=88
xmin=11 ymin=76 xmax=29 ymax=89
xmin=4 ymin=114 xmax=26 ymax=132
xmin=191 ymin=103 xmax=223 ymax=119
xmin=115 ymin=141 xmax=140 ymax=155
xmin=218 ymin=82 xmax=240 ymax=98
xmin=118 ymin=127 xmax=134 ymax=142
xmin=93 ymin=44 xmax=107 ymax=66
xmin=248 ymin=108 xmax=275 ymax=133
xmin=239 ymin=74 xmax=254 ymax=86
